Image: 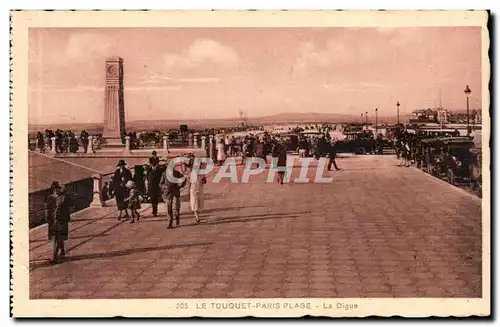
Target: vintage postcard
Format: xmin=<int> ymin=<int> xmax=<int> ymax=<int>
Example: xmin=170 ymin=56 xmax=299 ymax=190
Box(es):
xmin=10 ymin=10 xmax=490 ymax=317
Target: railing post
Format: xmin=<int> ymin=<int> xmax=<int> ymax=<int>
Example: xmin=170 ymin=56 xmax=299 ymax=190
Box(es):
xmin=163 ymin=135 xmax=169 ymax=152
xmin=193 ymin=133 xmax=199 ymax=148
xmin=201 ymin=135 xmax=206 ymax=150
xmin=90 ymin=173 xmax=105 ymax=207
xmin=125 ymin=136 xmax=131 ymax=153
xmin=50 ymin=137 xmax=57 ymax=155
xmin=209 ymin=135 xmax=214 ymax=160
xmin=88 ymin=135 xmax=96 ymax=154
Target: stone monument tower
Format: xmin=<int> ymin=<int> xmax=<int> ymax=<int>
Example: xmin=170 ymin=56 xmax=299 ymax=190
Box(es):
xmin=102 ymin=57 xmax=125 ymax=147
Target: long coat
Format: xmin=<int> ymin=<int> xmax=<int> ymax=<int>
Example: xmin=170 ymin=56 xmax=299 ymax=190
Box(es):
xmin=146 ymin=165 xmax=164 ymax=200
xmin=272 ymin=143 xmax=287 ymax=167
xmin=45 ymin=193 xmax=71 ymax=241
xmin=113 ymin=168 xmax=132 ymax=210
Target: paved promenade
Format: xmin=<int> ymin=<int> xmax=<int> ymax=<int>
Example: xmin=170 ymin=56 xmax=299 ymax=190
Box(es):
xmin=29 ymin=155 xmax=482 ymax=299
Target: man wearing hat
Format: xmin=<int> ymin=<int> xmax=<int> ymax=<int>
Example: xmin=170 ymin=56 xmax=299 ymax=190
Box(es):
xmin=113 ymin=159 xmax=133 ymax=220
xmin=149 ymin=151 xmax=160 ymax=166
xmin=45 ymin=181 xmax=71 ymax=264
xmin=146 ymin=158 xmax=164 ymax=217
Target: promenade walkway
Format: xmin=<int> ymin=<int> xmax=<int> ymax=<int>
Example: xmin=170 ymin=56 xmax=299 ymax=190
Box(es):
xmin=29 ymin=155 xmax=482 ymax=299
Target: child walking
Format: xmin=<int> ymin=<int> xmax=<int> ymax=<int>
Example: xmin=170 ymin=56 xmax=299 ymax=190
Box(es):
xmin=125 ymin=180 xmax=142 ymax=223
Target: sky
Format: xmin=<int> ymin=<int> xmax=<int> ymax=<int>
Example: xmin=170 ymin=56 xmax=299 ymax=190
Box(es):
xmin=28 ymin=27 xmax=482 ymax=125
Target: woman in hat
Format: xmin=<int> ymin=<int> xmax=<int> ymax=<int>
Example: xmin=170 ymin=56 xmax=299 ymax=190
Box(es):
xmin=113 ymin=159 xmax=133 ymax=220
xmin=45 ymin=181 xmax=71 ymax=264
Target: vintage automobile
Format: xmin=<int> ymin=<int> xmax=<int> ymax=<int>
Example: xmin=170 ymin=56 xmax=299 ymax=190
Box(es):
xmin=336 ymin=131 xmax=376 ymax=154
xmin=416 ymin=128 xmax=460 ymax=139
xmin=275 ymin=132 xmax=299 ymax=152
xmin=420 ymin=137 xmax=444 ymax=176
xmin=435 ymin=137 xmax=475 ymax=185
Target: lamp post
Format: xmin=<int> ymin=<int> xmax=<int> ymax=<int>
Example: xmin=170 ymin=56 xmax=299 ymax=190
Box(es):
xmin=464 ymin=85 xmax=471 ymax=135
xmin=365 ymin=111 xmax=368 ymax=126
xmin=361 ymin=113 xmax=363 ymax=125
xmin=396 ymin=101 xmax=400 ymax=125
xmin=375 ymin=108 xmax=378 ymax=135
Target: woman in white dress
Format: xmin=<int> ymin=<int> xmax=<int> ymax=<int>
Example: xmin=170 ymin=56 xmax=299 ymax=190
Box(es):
xmin=216 ymin=138 xmax=226 ymax=165
xmin=189 ymin=163 xmax=207 ymax=223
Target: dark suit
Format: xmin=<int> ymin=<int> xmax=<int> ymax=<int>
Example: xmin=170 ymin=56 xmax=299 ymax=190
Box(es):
xmin=328 ymin=144 xmax=340 ymax=171
xmin=147 ymin=165 xmax=163 ymax=216
xmin=113 ymin=168 xmax=132 ymax=210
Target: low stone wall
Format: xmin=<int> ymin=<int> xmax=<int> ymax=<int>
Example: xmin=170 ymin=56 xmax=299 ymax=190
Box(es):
xmin=29 ymin=178 xmax=93 ymax=229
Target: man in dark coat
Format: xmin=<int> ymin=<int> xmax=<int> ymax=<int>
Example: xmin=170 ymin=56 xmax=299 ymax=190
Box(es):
xmin=160 ymin=165 xmax=186 ymax=228
xmin=147 ymin=161 xmax=163 ymax=217
xmin=255 ymin=140 xmax=267 ymax=164
xmin=272 ymin=142 xmax=288 ymax=184
xmin=327 ymin=142 xmax=341 ymax=171
xmin=45 ymin=181 xmax=71 ymax=264
xmin=149 ymin=150 xmax=160 ymax=166
xmin=80 ymin=130 xmax=89 ymax=153
xmin=113 ymin=159 xmax=133 ymax=220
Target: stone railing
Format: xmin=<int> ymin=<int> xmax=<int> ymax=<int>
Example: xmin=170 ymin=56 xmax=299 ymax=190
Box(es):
xmin=30 ymin=133 xmax=220 ymax=158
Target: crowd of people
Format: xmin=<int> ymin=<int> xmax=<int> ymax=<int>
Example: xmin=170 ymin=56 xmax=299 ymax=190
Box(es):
xmin=44 ymin=135 xmax=344 ymax=264
xmin=34 ymin=129 xmax=95 ymax=154
xmin=205 ymin=132 xmax=341 ymax=172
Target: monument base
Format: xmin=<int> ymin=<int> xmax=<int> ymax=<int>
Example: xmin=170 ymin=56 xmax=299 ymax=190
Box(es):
xmin=100 ymin=137 xmax=125 ymax=149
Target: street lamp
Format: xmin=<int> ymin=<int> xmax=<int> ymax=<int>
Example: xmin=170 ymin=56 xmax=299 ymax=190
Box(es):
xmin=365 ymin=111 xmax=368 ymax=126
xmin=396 ymin=101 xmax=400 ymax=125
xmin=375 ymin=108 xmax=378 ymax=134
xmin=361 ymin=113 xmax=363 ymax=125
xmin=464 ymin=85 xmax=471 ymax=135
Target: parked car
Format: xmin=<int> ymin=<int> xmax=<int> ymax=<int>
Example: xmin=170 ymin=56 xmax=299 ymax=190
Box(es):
xmin=336 ymin=131 xmax=376 ymax=154
xmin=436 ymin=137 xmax=475 ymax=185
xmin=420 ymin=137 xmax=444 ymax=176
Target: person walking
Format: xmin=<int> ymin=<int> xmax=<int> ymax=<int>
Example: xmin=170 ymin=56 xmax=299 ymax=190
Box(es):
xmin=272 ymin=142 xmax=287 ymax=185
xmin=160 ymin=163 xmax=186 ymax=229
xmin=45 ymin=181 xmax=71 ymax=264
xmin=146 ymin=160 xmax=163 ymax=217
xmin=113 ymin=159 xmax=132 ymax=220
xmin=216 ymin=138 xmax=226 ymax=165
xmin=36 ymin=132 xmax=45 ymax=153
xmin=80 ymin=130 xmax=89 ymax=153
xmin=133 ymin=165 xmax=146 ymax=196
xmin=327 ymin=142 xmax=341 ymax=171
xmin=125 ymin=180 xmax=142 ymax=223
xmin=189 ymin=162 xmax=207 ymax=223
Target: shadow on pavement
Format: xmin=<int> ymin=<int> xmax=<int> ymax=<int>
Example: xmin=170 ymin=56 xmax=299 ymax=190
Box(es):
xmin=141 ymin=211 xmax=310 ymax=228
xmin=198 ymin=205 xmax=266 ymax=214
xmin=30 ymin=241 xmax=214 ymax=270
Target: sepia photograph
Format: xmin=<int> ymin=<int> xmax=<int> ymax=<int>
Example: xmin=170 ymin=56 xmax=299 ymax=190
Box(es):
xmin=10 ymin=10 xmax=490 ymax=317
